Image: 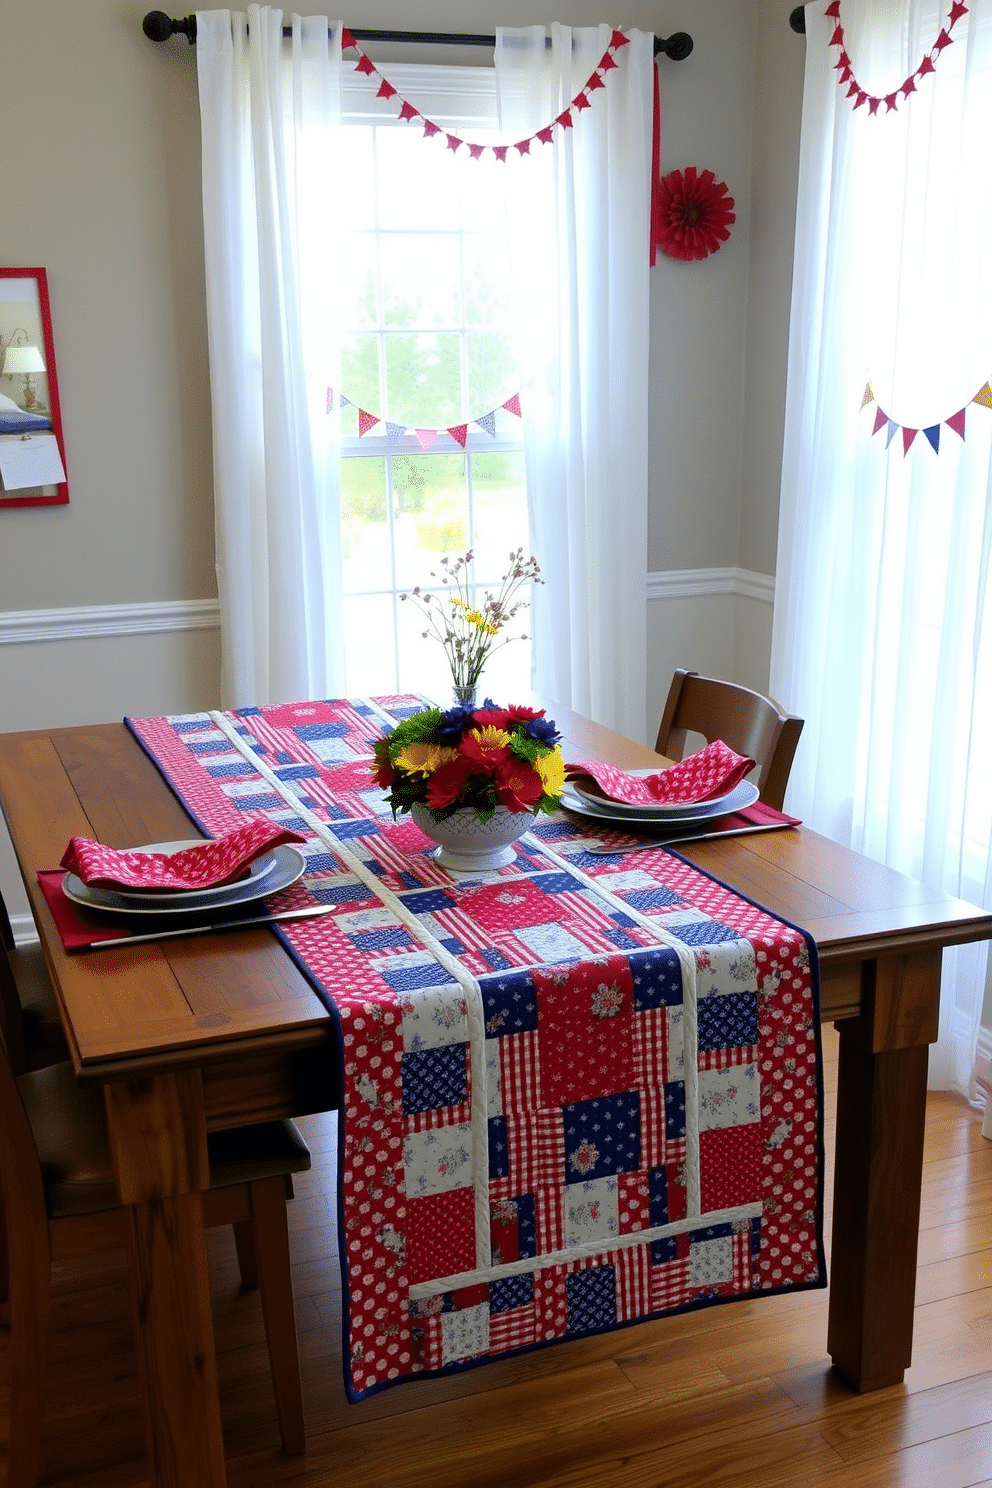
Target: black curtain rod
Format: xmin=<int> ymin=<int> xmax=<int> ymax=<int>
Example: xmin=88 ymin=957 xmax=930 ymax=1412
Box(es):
xmin=142 ymin=12 xmax=694 ymax=60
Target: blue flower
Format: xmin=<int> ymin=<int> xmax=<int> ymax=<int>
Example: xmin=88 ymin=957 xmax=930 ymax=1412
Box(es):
xmin=436 ymin=703 xmax=477 ymax=744
xmin=525 ymin=716 xmax=561 ymax=745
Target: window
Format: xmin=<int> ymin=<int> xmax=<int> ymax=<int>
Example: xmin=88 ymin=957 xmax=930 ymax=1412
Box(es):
xmin=336 ymin=66 xmax=531 ymax=701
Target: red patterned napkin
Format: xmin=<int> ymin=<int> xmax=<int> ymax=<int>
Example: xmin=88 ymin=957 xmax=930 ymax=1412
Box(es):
xmin=59 ymin=821 xmax=306 ymax=892
xmin=567 ymin=739 xmax=756 ymax=806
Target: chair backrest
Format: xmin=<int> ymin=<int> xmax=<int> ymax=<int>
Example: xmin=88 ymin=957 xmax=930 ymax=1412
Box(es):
xmin=655 ymin=669 xmax=804 ymax=811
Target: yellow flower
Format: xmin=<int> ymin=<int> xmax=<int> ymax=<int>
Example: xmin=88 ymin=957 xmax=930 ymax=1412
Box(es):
xmin=535 ymin=747 xmax=566 ymax=798
xmin=474 ymin=726 xmax=512 ymax=750
xmin=467 ymin=608 xmax=499 ymax=637
xmin=394 ymin=741 xmax=458 ymax=776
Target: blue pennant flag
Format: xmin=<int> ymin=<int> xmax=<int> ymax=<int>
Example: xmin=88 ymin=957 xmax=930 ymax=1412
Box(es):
xmin=924 ymin=424 xmax=941 ymax=453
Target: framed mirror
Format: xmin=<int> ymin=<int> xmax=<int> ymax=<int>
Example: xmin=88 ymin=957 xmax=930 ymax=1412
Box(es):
xmin=0 ymin=267 xmax=69 ymax=508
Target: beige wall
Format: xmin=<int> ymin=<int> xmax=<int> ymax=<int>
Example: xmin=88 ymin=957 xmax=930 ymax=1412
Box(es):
xmin=0 ymin=0 xmax=808 ymax=919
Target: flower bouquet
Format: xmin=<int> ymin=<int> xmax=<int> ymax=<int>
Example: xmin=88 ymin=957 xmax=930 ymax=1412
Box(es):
xmin=372 ymin=700 xmax=566 ymax=870
xmin=402 ymin=548 xmax=542 ymax=704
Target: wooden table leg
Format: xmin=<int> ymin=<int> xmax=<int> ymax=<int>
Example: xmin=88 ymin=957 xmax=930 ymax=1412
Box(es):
xmin=826 ymin=951 xmax=937 ymax=1391
xmin=104 ymin=1070 xmax=227 ymax=1488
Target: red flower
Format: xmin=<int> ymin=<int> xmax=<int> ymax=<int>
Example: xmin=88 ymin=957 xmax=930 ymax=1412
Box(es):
xmin=493 ymin=758 xmax=544 ymax=812
xmin=426 ymin=755 xmax=476 ymax=808
xmin=655 ymin=167 xmax=735 ymax=262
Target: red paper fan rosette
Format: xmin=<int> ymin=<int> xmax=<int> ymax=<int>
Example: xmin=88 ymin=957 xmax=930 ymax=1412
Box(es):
xmin=656 ymin=167 xmax=735 ymax=262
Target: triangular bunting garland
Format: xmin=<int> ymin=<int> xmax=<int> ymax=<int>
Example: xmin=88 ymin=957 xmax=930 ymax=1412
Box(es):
xmin=826 ymin=2 xmax=967 ymax=117
xmin=339 ymin=29 xmax=632 ymax=161
xmin=862 ymin=377 xmax=992 ymax=454
xmin=326 ymin=390 xmax=522 ymax=447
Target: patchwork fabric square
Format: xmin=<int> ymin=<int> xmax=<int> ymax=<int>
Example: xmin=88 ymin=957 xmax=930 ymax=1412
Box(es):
xmin=562 ymin=1092 xmax=641 ymax=1182
xmin=566 ymin=1265 xmax=617 ymax=1336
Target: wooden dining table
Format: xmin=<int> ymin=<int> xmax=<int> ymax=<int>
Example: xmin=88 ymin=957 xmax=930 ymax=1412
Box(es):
xmin=1 ymin=701 xmax=991 ymax=1488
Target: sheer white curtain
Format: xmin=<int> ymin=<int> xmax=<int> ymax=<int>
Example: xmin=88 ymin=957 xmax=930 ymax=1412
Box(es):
xmin=771 ymin=0 xmax=992 ymax=1092
xmin=197 ymin=8 xmax=346 ymax=707
xmin=495 ymin=27 xmax=654 ymax=743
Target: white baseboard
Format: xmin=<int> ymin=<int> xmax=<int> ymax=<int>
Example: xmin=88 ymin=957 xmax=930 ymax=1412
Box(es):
xmin=0 ymin=598 xmax=221 ymax=645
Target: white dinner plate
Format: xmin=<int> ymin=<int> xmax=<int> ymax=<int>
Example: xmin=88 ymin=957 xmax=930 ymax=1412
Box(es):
xmin=560 ymin=779 xmax=759 ymax=830
xmin=569 ymin=768 xmax=752 ymax=819
xmin=62 ymin=844 xmax=306 ymax=917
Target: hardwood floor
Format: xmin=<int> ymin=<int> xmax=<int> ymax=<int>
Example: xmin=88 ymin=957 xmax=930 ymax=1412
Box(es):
xmin=3 ymin=1026 xmax=991 ymax=1488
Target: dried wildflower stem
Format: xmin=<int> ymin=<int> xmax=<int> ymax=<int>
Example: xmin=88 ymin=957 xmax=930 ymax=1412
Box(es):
xmin=401 ymin=548 xmax=542 ymax=690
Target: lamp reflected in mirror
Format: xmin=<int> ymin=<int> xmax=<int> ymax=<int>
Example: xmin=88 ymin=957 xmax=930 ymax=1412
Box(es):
xmin=1 ymin=331 xmax=47 ymax=411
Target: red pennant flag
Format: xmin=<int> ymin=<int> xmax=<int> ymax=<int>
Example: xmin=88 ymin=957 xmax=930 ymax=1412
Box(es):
xmin=901 ymin=76 xmax=917 ymax=96
xmin=873 ymin=406 xmax=889 ymax=435
xmin=355 ymin=53 xmax=377 ymax=77
xmin=599 ymin=52 xmax=618 ymax=72
xmin=493 ymin=145 xmax=509 ymax=163
xmin=358 ymin=409 xmax=380 ymax=437
xmin=557 ymin=110 xmax=574 ymax=129
xmin=448 ymin=424 xmax=468 ymax=447
xmin=610 ymin=29 xmax=629 ymax=49
xmin=469 ymin=143 xmax=485 ymax=160
xmin=446 ymin=134 xmax=463 ymax=152
xmin=399 ymin=101 xmax=420 ymax=121
xmin=847 ymin=81 xmax=860 ymax=98
xmin=829 ymin=25 xmax=844 ymax=45
xmin=934 ymin=28 xmax=954 ymax=50
xmin=947 ymin=408 xmax=967 ymax=439
xmin=340 ymin=28 xmax=356 ymax=49
xmin=423 ymin=120 xmax=441 ymax=137
xmin=586 ymin=71 xmax=606 ymax=92
xmin=918 ymin=55 xmax=935 ymax=75
xmin=902 ymin=427 xmax=919 ymax=454
xmin=516 ymin=138 xmax=532 ymax=155
xmin=884 ymin=92 xmax=899 ymax=110
xmin=574 ymin=91 xmax=591 ymax=110
xmin=537 ymin=127 xmax=555 ymax=145
xmin=825 ymin=1 xmax=841 ymax=16
xmin=414 ymin=429 xmax=439 ymax=450
xmin=503 ymin=393 xmax=522 ymax=417
xmin=854 ymin=90 xmax=868 ymax=107
xmin=376 ymin=79 xmax=397 ymax=100
xmin=868 ymin=96 xmax=881 ymax=114
xmin=949 ymin=2 xmax=969 ymax=24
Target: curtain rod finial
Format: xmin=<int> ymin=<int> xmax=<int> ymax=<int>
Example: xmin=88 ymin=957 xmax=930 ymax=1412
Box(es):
xmin=790 ymin=7 xmax=807 ymax=33
xmin=659 ymin=31 xmax=693 ymax=61
xmin=143 ymin=11 xmax=197 ymax=44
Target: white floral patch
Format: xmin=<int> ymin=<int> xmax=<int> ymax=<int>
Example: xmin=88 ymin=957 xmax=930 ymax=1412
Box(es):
xmin=689 ymin=1235 xmax=734 ymax=1288
xmin=697 ymin=1064 xmax=760 ymax=1130
xmin=667 ymin=1006 xmax=685 ymax=1080
xmin=592 ymin=868 xmax=663 ymax=890
xmin=355 ymin=788 xmax=396 ymax=816
xmin=696 ymin=940 xmax=758 ymax=997
xmin=404 ymin=1124 xmax=474 ymax=1195
xmin=441 ymin=1303 xmax=489 ymax=1364
xmin=399 ymin=987 xmax=468 ymax=1051
xmin=513 ymin=923 xmax=589 ymax=961
xmin=334 ymin=907 xmax=402 ymax=933
xmin=307 ymin=736 xmax=364 ymax=763
xmin=486 ymin=1039 xmax=502 ymax=1117
xmin=563 ymin=1176 xmax=619 ymax=1247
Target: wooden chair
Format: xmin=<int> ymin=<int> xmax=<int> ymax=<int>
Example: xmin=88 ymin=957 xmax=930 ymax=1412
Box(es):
xmin=656 ymin=669 xmax=804 ymax=811
xmin=0 ymin=1032 xmax=311 ymax=1487
xmin=0 ymin=890 xmax=67 ymax=1074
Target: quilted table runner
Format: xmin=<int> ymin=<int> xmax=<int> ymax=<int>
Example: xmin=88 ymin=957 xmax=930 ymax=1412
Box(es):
xmin=128 ymin=695 xmax=825 ymax=1401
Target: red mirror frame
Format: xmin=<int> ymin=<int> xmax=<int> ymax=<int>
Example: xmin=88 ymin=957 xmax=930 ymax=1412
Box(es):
xmin=0 ymin=266 xmax=69 ymax=508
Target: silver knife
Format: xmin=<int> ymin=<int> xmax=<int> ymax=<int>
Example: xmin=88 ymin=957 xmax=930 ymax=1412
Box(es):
xmin=83 ymin=903 xmax=333 ymax=950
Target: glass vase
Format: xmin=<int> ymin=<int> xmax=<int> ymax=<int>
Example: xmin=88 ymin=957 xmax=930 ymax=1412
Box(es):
xmin=452 ymin=683 xmax=477 ymax=710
